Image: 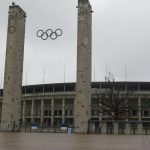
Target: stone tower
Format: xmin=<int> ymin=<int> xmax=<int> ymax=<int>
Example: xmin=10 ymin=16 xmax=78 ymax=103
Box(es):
xmin=74 ymin=0 xmax=92 ymax=133
xmin=1 ymin=3 xmax=26 ymax=131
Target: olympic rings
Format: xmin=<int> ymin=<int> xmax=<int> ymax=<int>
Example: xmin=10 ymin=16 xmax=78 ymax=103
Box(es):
xmin=36 ymin=29 xmax=63 ymax=40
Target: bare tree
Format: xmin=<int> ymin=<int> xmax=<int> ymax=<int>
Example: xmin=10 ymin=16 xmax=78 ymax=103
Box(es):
xmin=96 ymin=72 xmax=133 ymax=121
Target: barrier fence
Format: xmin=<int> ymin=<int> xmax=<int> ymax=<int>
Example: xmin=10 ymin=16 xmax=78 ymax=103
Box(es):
xmin=89 ymin=120 xmax=150 ymax=135
xmin=0 ymin=121 xmax=75 ymax=133
xmin=20 ymin=124 xmax=75 ymax=133
xmin=0 ymin=121 xmax=150 ymax=134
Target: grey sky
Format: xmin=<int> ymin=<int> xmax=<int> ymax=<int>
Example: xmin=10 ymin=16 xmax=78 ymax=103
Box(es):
xmin=0 ymin=0 xmax=150 ymax=87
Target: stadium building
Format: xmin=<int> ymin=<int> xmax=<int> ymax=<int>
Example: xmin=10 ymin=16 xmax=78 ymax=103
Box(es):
xmin=1 ymin=1 xmax=150 ymax=134
xmin=0 ymin=82 xmax=150 ymax=134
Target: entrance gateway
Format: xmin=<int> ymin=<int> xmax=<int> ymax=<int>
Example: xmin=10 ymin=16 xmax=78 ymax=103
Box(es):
xmin=1 ymin=0 xmax=93 ymax=134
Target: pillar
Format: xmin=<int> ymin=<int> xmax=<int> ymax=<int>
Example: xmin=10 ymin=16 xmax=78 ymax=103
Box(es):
xmin=22 ymin=100 xmax=26 ymax=127
xmin=138 ymin=98 xmax=142 ymax=121
xmin=138 ymin=123 xmax=143 ymax=134
xmin=101 ymin=122 xmax=107 ymax=134
xmin=40 ymin=99 xmax=44 ymax=126
xmin=31 ymin=100 xmax=34 ymax=123
xmin=62 ymin=98 xmax=65 ymax=124
xmin=125 ymin=122 xmax=130 ymax=134
xmin=99 ymin=99 xmax=102 ymax=130
xmin=74 ymin=0 xmax=93 ymax=134
xmin=138 ymin=98 xmax=143 ymax=134
xmin=114 ymin=122 xmax=119 ymax=134
xmin=51 ymin=99 xmax=54 ymax=126
xmin=1 ymin=3 xmax=26 ymax=131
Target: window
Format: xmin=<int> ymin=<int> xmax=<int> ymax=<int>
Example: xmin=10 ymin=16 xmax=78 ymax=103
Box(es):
xmin=54 ymin=110 xmax=57 ymax=116
xmin=70 ymin=110 xmax=73 ymax=116
xmin=26 ymin=110 xmax=31 ymax=116
xmin=49 ymin=110 xmax=51 ymax=116
xmin=144 ymin=110 xmax=149 ymax=117
xmin=91 ymin=110 xmax=95 ymax=116
xmin=132 ymin=110 xmax=137 ymax=116
xmin=65 ymin=110 xmax=68 ymax=116
xmin=44 ymin=110 xmax=48 ymax=116
xmin=58 ymin=110 xmax=62 ymax=116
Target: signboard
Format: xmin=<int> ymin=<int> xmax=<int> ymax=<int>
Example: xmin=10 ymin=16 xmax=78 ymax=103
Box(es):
xmin=32 ymin=126 xmax=38 ymax=130
xmin=61 ymin=127 xmax=67 ymax=131
xmin=31 ymin=123 xmax=38 ymax=130
xmin=67 ymin=128 xmax=72 ymax=134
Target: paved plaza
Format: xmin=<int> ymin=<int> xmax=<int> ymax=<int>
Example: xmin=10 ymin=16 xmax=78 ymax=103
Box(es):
xmin=0 ymin=133 xmax=149 ymax=150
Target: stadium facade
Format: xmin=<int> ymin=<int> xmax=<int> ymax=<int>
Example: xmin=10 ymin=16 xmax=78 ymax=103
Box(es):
xmin=0 ymin=82 xmax=150 ymax=134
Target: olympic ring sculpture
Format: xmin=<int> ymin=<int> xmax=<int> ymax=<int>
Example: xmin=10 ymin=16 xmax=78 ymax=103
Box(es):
xmin=36 ymin=29 xmax=63 ymax=40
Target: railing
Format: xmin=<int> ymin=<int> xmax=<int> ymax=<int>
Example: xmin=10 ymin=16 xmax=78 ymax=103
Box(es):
xmin=0 ymin=121 xmax=75 ymax=133
xmin=89 ymin=120 xmax=150 ymax=135
xmin=1 ymin=120 xmax=150 ymax=134
xmin=20 ymin=124 xmax=75 ymax=133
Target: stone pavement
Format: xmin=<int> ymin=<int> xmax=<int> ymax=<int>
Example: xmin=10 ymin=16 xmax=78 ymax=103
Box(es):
xmin=0 ymin=133 xmax=149 ymax=150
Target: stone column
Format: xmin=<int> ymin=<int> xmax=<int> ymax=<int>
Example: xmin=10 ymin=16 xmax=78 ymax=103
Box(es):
xmin=22 ymin=100 xmax=26 ymax=127
xmin=125 ymin=122 xmax=130 ymax=134
xmin=62 ymin=98 xmax=65 ymax=124
xmin=31 ymin=99 xmax=34 ymax=123
xmin=125 ymin=99 xmax=129 ymax=121
xmin=101 ymin=122 xmax=107 ymax=134
xmin=0 ymin=103 xmax=2 ymax=118
xmin=1 ymin=3 xmax=26 ymax=131
xmin=114 ymin=122 xmax=119 ymax=134
xmin=138 ymin=98 xmax=142 ymax=121
xmin=138 ymin=98 xmax=142 ymax=134
xmin=138 ymin=123 xmax=143 ymax=135
xmin=124 ymin=98 xmax=130 ymax=134
xmin=40 ymin=99 xmax=44 ymax=127
xmin=51 ymin=99 xmax=54 ymax=127
xmin=75 ymin=0 xmax=93 ymax=134
xmin=99 ymin=99 xmax=102 ymax=130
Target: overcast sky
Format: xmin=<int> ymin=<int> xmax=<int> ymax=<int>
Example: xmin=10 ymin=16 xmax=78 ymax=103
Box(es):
xmin=0 ymin=0 xmax=150 ymax=87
